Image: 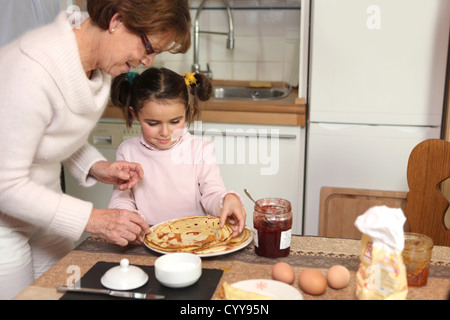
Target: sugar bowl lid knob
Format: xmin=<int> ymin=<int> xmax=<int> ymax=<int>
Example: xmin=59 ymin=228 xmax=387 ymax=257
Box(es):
xmin=120 ymin=258 xmax=129 ymax=269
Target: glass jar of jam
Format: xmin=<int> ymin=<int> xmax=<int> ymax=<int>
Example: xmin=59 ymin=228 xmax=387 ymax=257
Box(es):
xmin=253 ymin=198 xmax=292 ymax=258
xmin=402 ymin=233 xmax=434 ymax=287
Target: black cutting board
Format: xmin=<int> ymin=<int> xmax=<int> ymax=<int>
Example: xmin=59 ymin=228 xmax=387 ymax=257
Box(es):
xmin=60 ymin=261 xmax=223 ymax=300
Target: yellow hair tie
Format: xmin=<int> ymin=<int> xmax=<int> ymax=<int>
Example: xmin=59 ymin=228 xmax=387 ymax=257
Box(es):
xmin=184 ymin=72 xmax=197 ymax=86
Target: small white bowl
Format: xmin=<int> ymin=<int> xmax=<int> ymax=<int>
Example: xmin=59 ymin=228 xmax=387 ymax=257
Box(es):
xmin=154 ymin=253 xmax=202 ymax=288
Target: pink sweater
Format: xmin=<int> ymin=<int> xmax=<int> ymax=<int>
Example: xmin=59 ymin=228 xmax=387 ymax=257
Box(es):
xmin=109 ymin=130 xmax=243 ymax=226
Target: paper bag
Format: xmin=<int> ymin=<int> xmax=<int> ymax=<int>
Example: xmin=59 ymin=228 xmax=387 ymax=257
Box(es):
xmin=354 ymin=206 xmax=408 ymax=300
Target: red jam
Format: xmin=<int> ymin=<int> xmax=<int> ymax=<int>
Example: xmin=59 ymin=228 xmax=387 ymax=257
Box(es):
xmin=253 ymin=198 xmax=292 ymax=258
xmin=402 ymin=233 xmax=434 ymax=287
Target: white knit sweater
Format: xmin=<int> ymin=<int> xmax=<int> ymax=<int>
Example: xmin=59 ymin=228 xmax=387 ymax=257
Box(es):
xmin=0 ymin=12 xmax=111 ymax=240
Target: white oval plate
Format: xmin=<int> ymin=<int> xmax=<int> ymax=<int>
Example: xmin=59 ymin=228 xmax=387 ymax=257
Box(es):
xmin=144 ymin=218 xmax=253 ymax=258
xmin=231 ymin=279 xmax=303 ymax=300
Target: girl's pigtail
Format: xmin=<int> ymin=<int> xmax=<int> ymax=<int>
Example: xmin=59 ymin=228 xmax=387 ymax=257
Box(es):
xmin=192 ymin=73 xmax=212 ymax=102
xmin=184 ymin=72 xmax=212 ymax=123
xmin=184 ymin=72 xmax=212 ymax=101
xmin=110 ymin=72 xmax=139 ymax=127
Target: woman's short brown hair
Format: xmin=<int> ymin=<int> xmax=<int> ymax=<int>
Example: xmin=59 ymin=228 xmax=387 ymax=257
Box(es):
xmin=87 ymin=0 xmax=191 ymax=53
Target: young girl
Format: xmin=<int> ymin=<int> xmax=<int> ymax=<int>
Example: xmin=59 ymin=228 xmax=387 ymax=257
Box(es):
xmin=109 ymin=68 xmax=246 ymax=236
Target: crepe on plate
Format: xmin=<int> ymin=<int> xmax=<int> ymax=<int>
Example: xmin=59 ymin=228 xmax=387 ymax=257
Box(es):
xmin=144 ymin=215 xmax=251 ymax=254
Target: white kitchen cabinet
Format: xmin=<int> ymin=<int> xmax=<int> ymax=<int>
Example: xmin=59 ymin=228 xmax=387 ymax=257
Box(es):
xmin=196 ymin=122 xmax=305 ymax=234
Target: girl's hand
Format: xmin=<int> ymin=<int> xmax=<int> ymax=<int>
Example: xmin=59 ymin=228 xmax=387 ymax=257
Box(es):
xmin=219 ymin=194 xmax=247 ymax=237
xmin=89 ymin=161 xmax=144 ymax=190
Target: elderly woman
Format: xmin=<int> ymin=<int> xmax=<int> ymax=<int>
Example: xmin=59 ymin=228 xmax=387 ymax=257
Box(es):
xmin=0 ymin=0 xmax=191 ymax=299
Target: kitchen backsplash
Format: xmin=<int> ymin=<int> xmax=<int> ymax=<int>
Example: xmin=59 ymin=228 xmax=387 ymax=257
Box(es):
xmin=144 ymin=0 xmax=301 ymax=85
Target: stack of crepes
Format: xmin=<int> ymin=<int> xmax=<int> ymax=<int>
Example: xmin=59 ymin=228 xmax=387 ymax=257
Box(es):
xmin=145 ymin=216 xmax=251 ymax=254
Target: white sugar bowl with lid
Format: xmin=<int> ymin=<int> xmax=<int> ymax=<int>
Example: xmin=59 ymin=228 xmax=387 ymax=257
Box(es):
xmin=154 ymin=253 xmax=202 ymax=288
xmin=101 ymin=259 xmax=149 ymax=290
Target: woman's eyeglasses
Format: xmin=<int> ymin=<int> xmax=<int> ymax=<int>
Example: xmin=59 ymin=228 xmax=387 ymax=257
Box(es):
xmin=140 ymin=34 xmax=161 ymax=57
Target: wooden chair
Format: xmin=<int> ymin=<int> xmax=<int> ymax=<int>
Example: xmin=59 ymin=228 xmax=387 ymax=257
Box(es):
xmin=319 ymin=187 xmax=408 ymax=239
xmin=404 ymin=139 xmax=450 ymax=246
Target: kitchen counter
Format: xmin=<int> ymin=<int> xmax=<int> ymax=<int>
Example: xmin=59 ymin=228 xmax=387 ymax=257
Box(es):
xmin=102 ymin=80 xmax=306 ymax=127
xmin=14 ymin=235 xmax=450 ymax=301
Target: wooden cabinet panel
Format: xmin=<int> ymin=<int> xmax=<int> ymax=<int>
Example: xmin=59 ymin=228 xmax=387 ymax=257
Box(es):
xmin=74 ymin=0 xmax=87 ymax=11
xmin=442 ymin=54 xmax=450 ymax=229
xmin=319 ymin=187 xmax=408 ymax=239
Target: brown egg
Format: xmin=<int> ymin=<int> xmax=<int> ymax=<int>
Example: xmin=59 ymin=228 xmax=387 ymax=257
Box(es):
xmin=272 ymin=262 xmax=295 ymax=284
xmin=298 ymin=268 xmax=327 ymax=295
xmin=326 ymin=265 xmax=350 ymax=289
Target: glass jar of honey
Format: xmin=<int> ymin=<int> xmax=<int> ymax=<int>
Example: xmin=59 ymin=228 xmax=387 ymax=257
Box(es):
xmin=253 ymin=198 xmax=292 ymax=258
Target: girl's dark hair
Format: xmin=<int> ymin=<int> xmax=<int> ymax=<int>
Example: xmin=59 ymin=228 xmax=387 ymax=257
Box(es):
xmin=110 ymin=68 xmax=212 ymax=127
xmin=87 ymin=0 xmax=191 ymax=54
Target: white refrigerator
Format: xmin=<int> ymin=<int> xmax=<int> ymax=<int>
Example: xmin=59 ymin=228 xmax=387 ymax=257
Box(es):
xmin=302 ymin=0 xmax=450 ymax=235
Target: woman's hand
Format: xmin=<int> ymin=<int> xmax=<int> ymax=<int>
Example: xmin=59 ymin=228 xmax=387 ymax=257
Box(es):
xmin=219 ymin=194 xmax=247 ymax=237
xmin=89 ymin=160 xmax=144 ymax=190
xmin=85 ymin=209 xmax=150 ymax=246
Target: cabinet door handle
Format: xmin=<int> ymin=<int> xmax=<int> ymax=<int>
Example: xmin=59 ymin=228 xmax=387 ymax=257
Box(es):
xmin=92 ymin=135 xmax=113 ymax=145
xmin=189 ymin=131 xmax=297 ymax=140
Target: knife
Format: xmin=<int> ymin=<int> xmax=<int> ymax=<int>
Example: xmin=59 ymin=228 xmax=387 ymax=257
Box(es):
xmin=57 ymin=286 xmax=165 ymax=300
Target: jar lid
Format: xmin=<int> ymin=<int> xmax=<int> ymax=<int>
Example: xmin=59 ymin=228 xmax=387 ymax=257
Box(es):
xmin=100 ymin=259 xmax=149 ymax=290
xmin=404 ymin=232 xmax=434 ymax=250
xmin=254 ymin=198 xmax=292 ymax=214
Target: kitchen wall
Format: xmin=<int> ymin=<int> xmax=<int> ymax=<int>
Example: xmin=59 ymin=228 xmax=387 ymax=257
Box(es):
xmin=150 ymin=0 xmax=301 ymax=85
